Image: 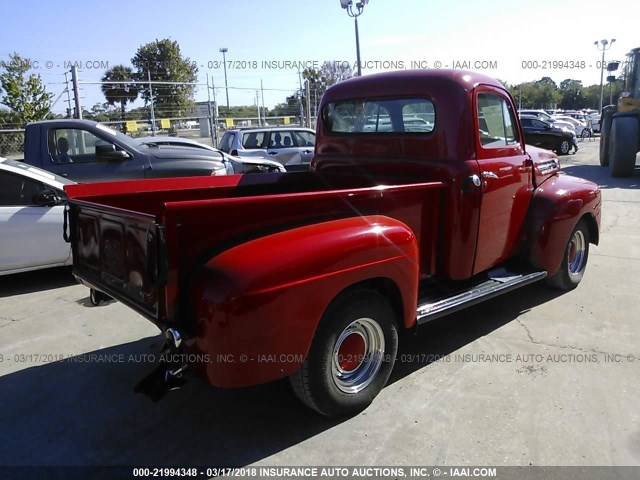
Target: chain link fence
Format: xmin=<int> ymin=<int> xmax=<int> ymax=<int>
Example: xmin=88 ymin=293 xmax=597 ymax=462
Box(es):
xmin=0 ymin=130 xmax=25 ymax=159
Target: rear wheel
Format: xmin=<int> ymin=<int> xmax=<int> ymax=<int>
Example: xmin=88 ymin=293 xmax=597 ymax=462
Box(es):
xmin=289 ymin=290 xmax=399 ymax=417
xmin=556 ymin=139 xmax=571 ymax=155
xmin=599 ymin=112 xmax=613 ymax=166
xmin=609 ymin=117 xmax=638 ymax=177
xmin=546 ymin=219 xmax=590 ymax=290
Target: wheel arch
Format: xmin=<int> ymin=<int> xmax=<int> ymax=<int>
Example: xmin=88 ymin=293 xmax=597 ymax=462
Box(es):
xmin=185 ymin=214 xmax=419 ymax=388
xmin=526 ymin=174 xmax=601 ymax=276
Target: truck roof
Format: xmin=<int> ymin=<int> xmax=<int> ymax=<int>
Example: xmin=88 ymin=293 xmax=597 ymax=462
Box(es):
xmin=323 ymin=69 xmax=506 ymax=102
xmin=27 ymin=118 xmax=101 ymax=128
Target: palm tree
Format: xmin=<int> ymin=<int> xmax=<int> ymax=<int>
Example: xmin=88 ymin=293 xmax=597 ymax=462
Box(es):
xmin=101 ymin=65 xmax=139 ymax=129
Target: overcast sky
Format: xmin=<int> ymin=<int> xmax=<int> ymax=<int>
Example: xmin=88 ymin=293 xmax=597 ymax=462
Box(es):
xmin=1 ymin=0 xmax=637 ymax=113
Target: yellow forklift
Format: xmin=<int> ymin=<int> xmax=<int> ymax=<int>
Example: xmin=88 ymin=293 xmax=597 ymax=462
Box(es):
xmin=600 ymin=47 xmax=640 ymax=176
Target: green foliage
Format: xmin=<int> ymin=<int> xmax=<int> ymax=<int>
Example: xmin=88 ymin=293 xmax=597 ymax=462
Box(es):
xmin=0 ymin=53 xmax=53 ymax=127
xmin=301 ymin=61 xmax=354 ymax=107
xmin=132 ymin=39 xmax=198 ymax=118
xmin=101 ymin=65 xmax=140 ymax=122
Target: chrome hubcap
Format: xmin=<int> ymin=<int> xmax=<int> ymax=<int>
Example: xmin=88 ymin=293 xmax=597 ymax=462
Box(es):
xmin=568 ymin=230 xmax=586 ymax=276
xmin=332 ymin=318 xmax=385 ymax=394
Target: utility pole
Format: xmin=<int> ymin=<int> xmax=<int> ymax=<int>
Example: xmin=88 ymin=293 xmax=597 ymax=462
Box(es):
xmin=71 ymin=66 xmax=82 ymax=119
xmin=64 ymin=71 xmax=73 ymax=118
xmin=207 ymin=73 xmax=215 ymax=146
xmin=255 ymin=90 xmax=261 ymax=126
xmin=261 ymin=80 xmax=266 ymax=126
xmin=148 ymin=70 xmax=156 ymax=136
xmin=298 ymin=68 xmax=304 ymax=126
xmin=305 ymin=80 xmax=311 ymax=128
xmin=219 ymin=48 xmax=230 ymax=117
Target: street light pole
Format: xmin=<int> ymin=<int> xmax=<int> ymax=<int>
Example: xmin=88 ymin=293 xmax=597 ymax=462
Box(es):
xmin=340 ymin=0 xmax=369 ymax=76
xmin=219 ymin=47 xmax=230 ymax=117
xmin=594 ymin=38 xmax=615 ymax=113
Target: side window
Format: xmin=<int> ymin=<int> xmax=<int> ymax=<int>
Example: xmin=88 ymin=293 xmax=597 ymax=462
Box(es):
xmin=0 ymin=171 xmax=47 ymax=206
xmin=532 ymin=120 xmax=546 ymax=129
xmin=219 ymin=132 xmax=234 ymax=152
xmin=268 ymin=130 xmax=294 ymax=148
xmin=477 ymin=93 xmax=520 ymax=148
xmin=241 ymin=132 xmax=266 ymax=150
xmin=292 ymin=130 xmax=315 ymax=147
xmin=48 ymin=129 xmax=117 ymax=163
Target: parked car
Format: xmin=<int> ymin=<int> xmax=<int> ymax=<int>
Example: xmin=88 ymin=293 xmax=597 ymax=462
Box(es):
xmin=519 ymin=115 xmax=576 ymax=154
xmin=219 ymin=127 xmax=316 ymax=171
xmin=554 ymin=115 xmax=587 ymax=137
xmin=589 ymin=113 xmax=601 ymax=133
xmin=134 ymin=136 xmax=285 ymax=174
xmin=66 ymin=69 xmax=600 ymax=416
xmin=21 ymin=119 xmax=232 ymax=182
xmin=518 ymin=109 xmax=576 ymax=134
xmin=0 ymin=157 xmax=74 ymax=275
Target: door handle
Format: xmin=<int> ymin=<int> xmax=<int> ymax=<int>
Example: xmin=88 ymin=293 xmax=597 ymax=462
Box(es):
xmin=302 ymin=150 xmax=312 ymax=154
xmin=482 ymin=171 xmax=499 ymax=180
xmin=268 ymin=152 xmax=278 ymax=155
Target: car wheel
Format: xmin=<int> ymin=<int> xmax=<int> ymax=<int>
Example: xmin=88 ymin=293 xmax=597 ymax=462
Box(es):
xmin=556 ymin=139 xmax=571 ymax=155
xmin=89 ymin=289 xmax=101 ymax=306
xmin=609 ymin=117 xmax=638 ymax=178
xmin=546 ymin=219 xmax=590 ymax=290
xmin=289 ymin=290 xmax=399 ymax=417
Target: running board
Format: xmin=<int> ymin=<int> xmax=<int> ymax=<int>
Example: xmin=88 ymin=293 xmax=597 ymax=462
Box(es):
xmin=416 ymin=270 xmax=547 ymax=324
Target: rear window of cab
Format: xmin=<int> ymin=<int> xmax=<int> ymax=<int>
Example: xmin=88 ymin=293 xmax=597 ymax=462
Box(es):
xmin=323 ymin=98 xmax=435 ymax=134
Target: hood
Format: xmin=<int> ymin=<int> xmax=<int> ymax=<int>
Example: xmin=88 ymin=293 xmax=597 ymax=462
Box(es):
xmin=138 ymin=144 xmax=225 ymax=163
xmin=526 ymin=145 xmax=561 ymax=186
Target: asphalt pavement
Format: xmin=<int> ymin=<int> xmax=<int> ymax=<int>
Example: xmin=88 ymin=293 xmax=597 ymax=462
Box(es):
xmin=0 ymin=139 xmax=638 ymax=468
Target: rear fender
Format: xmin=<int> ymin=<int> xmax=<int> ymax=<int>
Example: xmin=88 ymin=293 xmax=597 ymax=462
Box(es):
xmin=527 ymin=174 xmax=601 ymax=275
xmin=186 ymin=215 xmax=419 ymax=388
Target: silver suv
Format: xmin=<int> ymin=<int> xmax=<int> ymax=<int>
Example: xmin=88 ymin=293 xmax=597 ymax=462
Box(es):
xmin=219 ymin=127 xmax=315 ymax=171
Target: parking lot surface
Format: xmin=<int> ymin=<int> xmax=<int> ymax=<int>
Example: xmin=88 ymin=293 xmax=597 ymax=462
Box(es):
xmin=1 ymin=140 xmax=639 ymax=467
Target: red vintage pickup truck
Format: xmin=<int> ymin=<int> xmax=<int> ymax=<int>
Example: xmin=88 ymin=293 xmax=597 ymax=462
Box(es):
xmin=65 ymin=70 xmax=601 ymax=416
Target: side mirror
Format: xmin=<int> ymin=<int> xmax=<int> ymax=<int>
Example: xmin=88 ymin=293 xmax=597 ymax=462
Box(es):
xmin=33 ymin=189 xmax=61 ymax=207
xmin=96 ymin=142 xmax=130 ymax=161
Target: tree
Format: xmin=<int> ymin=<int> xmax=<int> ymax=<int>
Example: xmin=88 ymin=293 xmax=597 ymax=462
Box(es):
xmin=0 ymin=53 xmax=53 ymax=127
xmin=131 ymin=39 xmax=198 ymax=118
xmin=101 ymin=65 xmax=139 ymax=123
xmin=558 ymin=79 xmax=585 ymax=110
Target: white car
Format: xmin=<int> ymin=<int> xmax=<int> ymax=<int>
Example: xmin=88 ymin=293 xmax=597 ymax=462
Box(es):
xmin=554 ymin=115 xmax=586 ymax=137
xmin=0 ymin=158 xmax=75 ymax=275
xmin=134 ymin=136 xmax=286 ymax=174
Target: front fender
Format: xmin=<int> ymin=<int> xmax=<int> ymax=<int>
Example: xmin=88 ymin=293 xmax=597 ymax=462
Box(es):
xmin=527 ymin=173 xmax=601 ymax=275
xmin=186 ymin=215 xmax=419 ymax=388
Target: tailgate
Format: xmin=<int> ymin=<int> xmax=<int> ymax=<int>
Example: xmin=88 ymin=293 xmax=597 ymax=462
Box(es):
xmin=68 ymin=200 xmax=168 ymax=323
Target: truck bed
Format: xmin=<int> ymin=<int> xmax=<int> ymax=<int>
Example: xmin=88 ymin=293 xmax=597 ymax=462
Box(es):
xmin=65 ymin=172 xmax=445 ymax=328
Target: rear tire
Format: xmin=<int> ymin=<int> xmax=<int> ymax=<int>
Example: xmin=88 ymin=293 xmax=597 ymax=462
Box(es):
xmin=89 ymin=289 xmax=101 ymax=306
xmin=556 ymin=139 xmax=571 ymax=155
xmin=599 ymin=112 xmax=613 ymax=166
xmin=289 ymin=290 xmax=399 ymax=417
xmin=609 ymin=117 xmax=638 ymax=178
xmin=546 ymin=219 xmax=590 ymax=290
